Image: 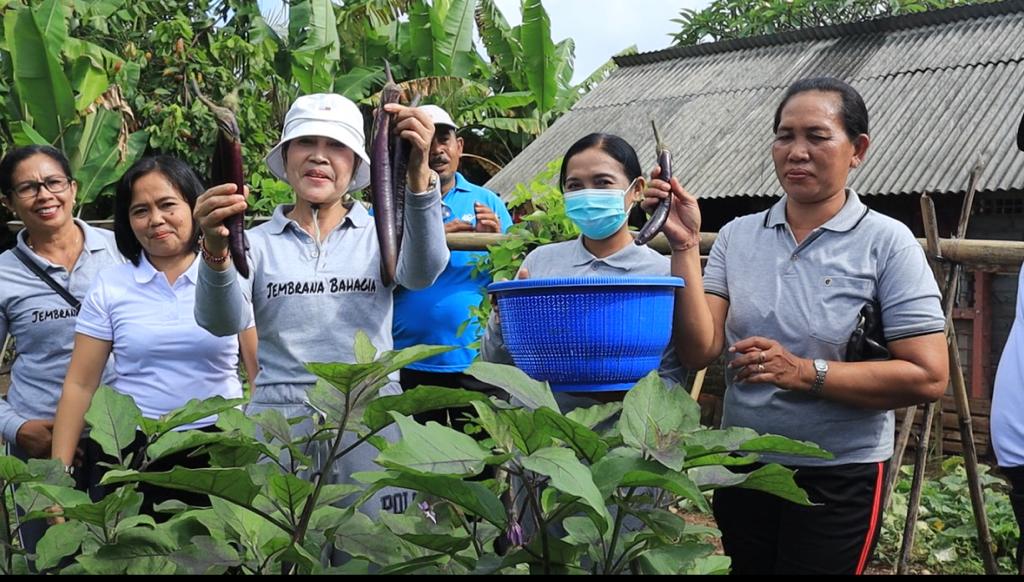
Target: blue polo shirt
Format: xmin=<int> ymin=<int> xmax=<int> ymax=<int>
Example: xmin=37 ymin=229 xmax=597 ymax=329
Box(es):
xmin=393 ymin=173 xmax=513 ymax=372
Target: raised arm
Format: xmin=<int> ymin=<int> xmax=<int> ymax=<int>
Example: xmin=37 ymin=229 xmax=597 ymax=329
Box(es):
xmin=193 ymin=183 xmax=252 ymax=336
xmin=643 ymin=169 xmax=726 ymax=369
xmin=386 ymin=103 xmax=449 ymax=290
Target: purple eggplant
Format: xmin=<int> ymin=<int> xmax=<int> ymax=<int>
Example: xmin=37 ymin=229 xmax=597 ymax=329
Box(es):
xmin=193 ymin=80 xmax=250 ymax=278
xmin=370 ymin=62 xmax=406 ymax=287
xmin=1017 ymin=108 xmax=1024 ymax=152
xmin=635 ymin=120 xmax=673 ymax=246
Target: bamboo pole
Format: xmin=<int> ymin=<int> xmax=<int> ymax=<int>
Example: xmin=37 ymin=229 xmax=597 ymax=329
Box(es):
xmin=689 ymin=368 xmax=707 ymax=401
xmin=897 ymin=398 xmax=936 ymax=574
xmin=6 ymin=221 xmax=1024 ymax=269
xmin=446 ymin=232 xmax=1024 ymax=269
xmin=897 ymin=193 xmax=997 ymax=574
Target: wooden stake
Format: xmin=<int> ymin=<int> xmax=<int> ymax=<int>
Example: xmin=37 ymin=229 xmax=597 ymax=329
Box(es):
xmin=897 ymin=193 xmax=997 ymax=574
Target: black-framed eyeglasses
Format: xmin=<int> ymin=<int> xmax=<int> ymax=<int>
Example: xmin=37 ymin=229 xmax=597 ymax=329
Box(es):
xmin=12 ymin=176 xmax=72 ymax=200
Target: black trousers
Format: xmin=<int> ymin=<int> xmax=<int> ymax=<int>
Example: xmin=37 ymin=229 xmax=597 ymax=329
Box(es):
xmin=1001 ymin=465 xmax=1024 ymax=574
xmin=82 ymin=426 xmax=217 ymax=522
xmin=712 ymin=460 xmax=888 ymax=575
xmin=400 ymin=368 xmax=508 ymax=433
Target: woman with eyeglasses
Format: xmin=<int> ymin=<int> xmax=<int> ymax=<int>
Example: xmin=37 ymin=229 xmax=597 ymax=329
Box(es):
xmin=0 ymin=145 xmax=123 ymax=555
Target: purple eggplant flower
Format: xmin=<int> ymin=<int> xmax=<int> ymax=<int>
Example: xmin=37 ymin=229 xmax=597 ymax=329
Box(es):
xmin=418 ymin=500 xmax=437 ymax=525
xmin=505 ymin=521 xmax=524 ymax=547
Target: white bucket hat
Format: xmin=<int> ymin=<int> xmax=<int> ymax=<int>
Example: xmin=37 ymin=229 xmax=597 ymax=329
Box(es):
xmin=419 ymin=104 xmax=459 ymax=132
xmin=265 ymin=93 xmax=371 ymax=193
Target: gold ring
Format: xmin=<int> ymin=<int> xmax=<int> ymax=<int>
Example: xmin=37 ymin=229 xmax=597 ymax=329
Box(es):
xmin=759 ymin=352 xmax=765 ymax=364
xmin=757 ymin=363 xmax=765 ymax=372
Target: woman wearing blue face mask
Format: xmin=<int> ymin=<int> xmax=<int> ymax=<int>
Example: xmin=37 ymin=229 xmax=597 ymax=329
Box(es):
xmin=480 ymin=133 xmax=687 ymax=399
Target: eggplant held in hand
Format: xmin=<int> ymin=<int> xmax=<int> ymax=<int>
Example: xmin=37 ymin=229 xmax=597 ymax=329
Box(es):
xmin=194 ymin=81 xmax=250 ymax=278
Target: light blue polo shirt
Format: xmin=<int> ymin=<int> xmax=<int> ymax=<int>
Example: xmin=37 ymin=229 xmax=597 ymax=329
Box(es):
xmin=393 ymin=173 xmax=513 ymax=372
xmin=992 ymin=265 xmax=1024 ymax=468
xmin=76 ymin=254 xmax=248 ymax=429
xmin=0 ymin=221 xmax=122 ymax=443
xmin=703 ymin=190 xmax=945 ymax=466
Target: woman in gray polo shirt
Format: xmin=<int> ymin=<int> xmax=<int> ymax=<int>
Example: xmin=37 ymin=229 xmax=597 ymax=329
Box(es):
xmin=481 ymin=132 xmax=687 ymax=403
xmin=0 ymin=145 xmax=121 ymax=553
xmin=646 ymin=77 xmax=949 ymax=574
xmin=193 ymin=94 xmax=448 ymax=521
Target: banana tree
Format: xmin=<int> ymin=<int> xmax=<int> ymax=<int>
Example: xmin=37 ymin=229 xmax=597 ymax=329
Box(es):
xmin=0 ymin=0 xmax=147 ymax=210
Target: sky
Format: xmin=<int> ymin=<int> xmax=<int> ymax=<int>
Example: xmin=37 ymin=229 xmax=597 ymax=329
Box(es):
xmin=492 ymin=0 xmax=712 ymax=83
xmin=258 ymin=1 xmax=713 ymax=84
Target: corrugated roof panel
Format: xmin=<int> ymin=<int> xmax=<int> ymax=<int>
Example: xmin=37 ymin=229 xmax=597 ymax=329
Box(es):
xmin=487 ymin=3 xmax=1024 ymax=199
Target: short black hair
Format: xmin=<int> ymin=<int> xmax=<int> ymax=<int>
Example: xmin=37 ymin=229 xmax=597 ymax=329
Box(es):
xmin=0 ymin=145 xmax=74 ymax=198
xmin=559 ymin=133 xmax=642 ymax=192
xmin=114 ymin=156 xmax=204 ymax=266
xmin=773 ymin=77 xmax=869 ymax=141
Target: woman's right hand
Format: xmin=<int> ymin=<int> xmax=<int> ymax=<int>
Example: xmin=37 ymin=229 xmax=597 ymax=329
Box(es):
xmin=193 ymin=183 xmax=248 ymax=254
xmin=642 ymin=165 xmax=701 ymax=252
xmin=490 ymin=267 xmax=529 ymax=321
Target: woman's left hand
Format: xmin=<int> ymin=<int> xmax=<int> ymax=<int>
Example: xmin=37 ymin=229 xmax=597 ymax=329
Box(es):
xmin=728 ymin=336 xmax=812 ymax=391
xmin=383 ymin=103 xmax=435 ymax=193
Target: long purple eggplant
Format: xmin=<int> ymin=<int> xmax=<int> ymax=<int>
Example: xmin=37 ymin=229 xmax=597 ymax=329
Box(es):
xmin=635 ymin=120 xmax=673 ymax=246
xmin=193 ymin=79 xmax=250 ymax=278
xmin=370 ymin=62 xmax=405 ymax=287
xmin=1017 ymin=109 xmax=1024 ymax=152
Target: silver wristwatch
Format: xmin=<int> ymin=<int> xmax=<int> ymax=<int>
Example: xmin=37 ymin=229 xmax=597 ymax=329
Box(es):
xmin=811 ymin=358 xmax=828 ymax=395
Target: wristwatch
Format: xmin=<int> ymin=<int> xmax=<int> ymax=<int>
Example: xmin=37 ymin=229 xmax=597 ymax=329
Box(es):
xmin=811 ymin=358 xmax=828 ymax=395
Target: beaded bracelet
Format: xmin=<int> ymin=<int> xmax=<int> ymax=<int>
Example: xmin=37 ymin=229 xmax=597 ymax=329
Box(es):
xmin=199 ymin=236 xmax=229 ymax=265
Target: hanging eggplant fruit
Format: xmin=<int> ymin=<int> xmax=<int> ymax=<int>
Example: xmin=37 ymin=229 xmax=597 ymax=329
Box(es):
xmin=635 ymin=120 xmax=673 ymax=246
xmin=193 ymin=79 xmax=250 ymax=278
xmin=370 ymin=62 xmax=421 ymax=287
xmin=1017 ymin=108 xmax=1024 ymax=152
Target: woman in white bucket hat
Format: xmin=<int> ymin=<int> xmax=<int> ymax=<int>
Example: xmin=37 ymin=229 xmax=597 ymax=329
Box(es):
xmin=192 ymin=94 xmax=449 ymax=525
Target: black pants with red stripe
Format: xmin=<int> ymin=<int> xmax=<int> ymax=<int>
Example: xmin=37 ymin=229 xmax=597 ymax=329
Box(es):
xmin=712 ymin=460 xmax=888 ymax=575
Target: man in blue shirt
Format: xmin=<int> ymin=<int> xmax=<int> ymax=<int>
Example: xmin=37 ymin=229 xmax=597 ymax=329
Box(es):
xmin=393 ymin=105 xmax=513 ymax=425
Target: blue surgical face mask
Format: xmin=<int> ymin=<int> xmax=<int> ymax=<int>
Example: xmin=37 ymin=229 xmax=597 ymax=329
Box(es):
xmin=564 ymin=179 xmax=637 ymax=240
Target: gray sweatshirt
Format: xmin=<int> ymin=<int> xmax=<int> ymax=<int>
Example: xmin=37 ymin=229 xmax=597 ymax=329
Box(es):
xmin=0 ymin=221 xmax=122 ymax=442
xmin=195 ymin=185 xmax=449 ymax=400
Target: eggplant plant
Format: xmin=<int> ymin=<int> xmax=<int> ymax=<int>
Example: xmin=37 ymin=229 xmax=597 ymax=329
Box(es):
xmin=0 ymin=331 xmax=829 ymax=574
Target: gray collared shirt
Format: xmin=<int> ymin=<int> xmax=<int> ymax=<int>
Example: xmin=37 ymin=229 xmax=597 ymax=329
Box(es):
xmin=0 ymin=221 xmax=122 ymax=442
xmin=704 ymin=189 xmax=945 ymax=466
xmin=195 ymin=186 xmax=448 ymax=403
xmin=480 ymin=236 xmax=688 ymax=386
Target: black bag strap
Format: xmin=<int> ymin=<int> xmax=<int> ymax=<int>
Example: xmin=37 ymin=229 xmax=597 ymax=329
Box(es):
xmin=11 ymin=247 xmax=81 ymax=311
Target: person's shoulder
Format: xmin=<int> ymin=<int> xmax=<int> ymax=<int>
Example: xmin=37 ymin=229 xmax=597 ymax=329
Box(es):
xmin=95 ymin=260 xmax=136 ymax=286
xmin=858 ymin=208 xmax=919 ymax=248
xmin=457 ymin=176 xmax=502 ymax=200
xmin=527 ymin=239 xmax=578 ymax=260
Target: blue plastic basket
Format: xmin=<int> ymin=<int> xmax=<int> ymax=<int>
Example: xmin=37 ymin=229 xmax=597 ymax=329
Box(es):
xmin=487 ymin=276 xmax=685 ymax=392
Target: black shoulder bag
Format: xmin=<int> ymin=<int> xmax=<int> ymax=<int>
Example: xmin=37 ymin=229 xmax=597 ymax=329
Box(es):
xmin=11 ymin=247 xmax=81 ymax=311
xmin=845 ymin=300 xmax=890 ymax=362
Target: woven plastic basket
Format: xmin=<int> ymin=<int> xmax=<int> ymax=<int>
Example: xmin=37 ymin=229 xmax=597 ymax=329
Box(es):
xmin=487 ymin=276 xmax=684 ymax=392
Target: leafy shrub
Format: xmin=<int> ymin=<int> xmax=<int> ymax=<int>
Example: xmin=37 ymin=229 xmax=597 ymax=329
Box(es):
xmin=0 ymin=333 xmax=830 ymax=575
xmin=876 ymin=456 xmax=1020 ymax=574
